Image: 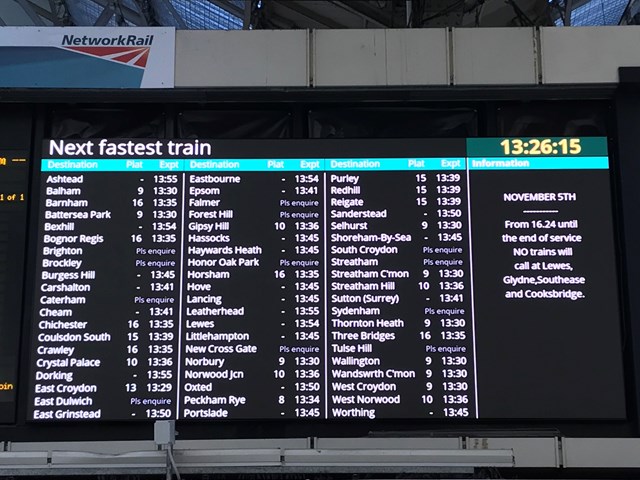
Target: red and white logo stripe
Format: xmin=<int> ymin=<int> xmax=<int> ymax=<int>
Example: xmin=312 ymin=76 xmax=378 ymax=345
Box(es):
xmin=63 ymin=46 xmax=150 ymax=68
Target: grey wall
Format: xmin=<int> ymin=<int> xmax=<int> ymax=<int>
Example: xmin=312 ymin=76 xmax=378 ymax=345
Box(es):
xmin=174 ymin=26 xmax=640 ymax=88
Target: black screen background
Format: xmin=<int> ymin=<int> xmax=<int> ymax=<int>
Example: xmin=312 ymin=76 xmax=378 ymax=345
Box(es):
xmin=470 ymin=169 xmax=625 ymax=418
xmin=24 ymin=139 xmax=627 ymax=422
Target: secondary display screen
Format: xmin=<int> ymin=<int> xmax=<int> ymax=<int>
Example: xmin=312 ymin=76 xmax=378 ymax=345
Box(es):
xmin=27 ymin=138 xmax=625 ymax=421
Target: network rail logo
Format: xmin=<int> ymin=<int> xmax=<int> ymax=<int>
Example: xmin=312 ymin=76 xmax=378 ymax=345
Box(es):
xmin=0 ymin=27 xmax=174 ymax=88
xmin=61 ymin=34 xmax=154 ymax=68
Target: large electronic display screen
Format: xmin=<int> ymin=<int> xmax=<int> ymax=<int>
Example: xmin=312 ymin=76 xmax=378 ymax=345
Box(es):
xmin=26 ymin=137 xmax=625 ymax=422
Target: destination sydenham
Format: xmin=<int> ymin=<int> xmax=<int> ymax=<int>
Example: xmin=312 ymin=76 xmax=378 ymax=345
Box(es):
xmin=332 ymin=306 xmax=380 ymax=317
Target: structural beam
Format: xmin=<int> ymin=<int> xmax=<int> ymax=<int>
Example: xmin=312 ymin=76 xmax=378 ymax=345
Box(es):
xmin=94 ymin=2 xmax=115 ymax=26
xmin=90 ymin=0 xmax=147 ymax=25
xmin=332 ymin=1 xmax=392 ymax=27
xmin=154 ymin=0 xmax=187 ymax=29
xmin=271 ymin=0 xmax=346 ymax=28
xmin=13 ymin=0 xmax=46 ymax=25
xmin=23 ymin=0 xmax=62 ymax=24
xmin=207 ymin=0 xmax=244 ymax=18
xmin=243 ymin=0 xmax=251 ymax=29
xmin=564 ymin=0 xmax=573 ymax=25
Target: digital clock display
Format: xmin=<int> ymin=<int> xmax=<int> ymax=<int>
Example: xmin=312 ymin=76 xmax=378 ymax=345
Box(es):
xmin=499 ymin=138 xmax=584 ymax=156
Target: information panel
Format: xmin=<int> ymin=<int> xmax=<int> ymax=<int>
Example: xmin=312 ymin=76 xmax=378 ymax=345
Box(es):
xmin=28 ymin=138 xmax=625 ymax=421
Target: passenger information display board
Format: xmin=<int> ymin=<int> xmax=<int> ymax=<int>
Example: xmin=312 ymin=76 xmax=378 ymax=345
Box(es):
xmin=28 ymin=138 xmax=626 ymax=421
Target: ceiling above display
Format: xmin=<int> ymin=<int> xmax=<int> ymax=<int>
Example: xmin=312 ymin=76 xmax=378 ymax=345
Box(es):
xmin=0 ymin=0 xmax=632 ymax=29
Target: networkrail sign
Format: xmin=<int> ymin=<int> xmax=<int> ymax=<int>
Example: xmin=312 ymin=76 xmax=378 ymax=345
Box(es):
xmin=0 ymin=27 xmax=174 ymax=88
xmin=61 ymin=34 xmax=155 ymax=46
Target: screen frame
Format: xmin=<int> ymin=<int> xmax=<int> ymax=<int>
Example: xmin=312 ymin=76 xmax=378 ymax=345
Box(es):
xmin=0 ymin=86 xmax=634 ymax=441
